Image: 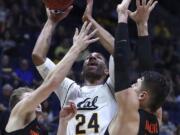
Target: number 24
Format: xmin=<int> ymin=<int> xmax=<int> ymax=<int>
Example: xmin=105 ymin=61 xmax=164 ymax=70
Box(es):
xmin=76 ymin=113 xmax=99 ymax=134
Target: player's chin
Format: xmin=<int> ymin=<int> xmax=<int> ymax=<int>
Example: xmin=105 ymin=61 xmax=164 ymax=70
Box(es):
xmin=86 ymin=69 xmax=99 ymax=76
xmin=86 ymin=65 xmax=98 ymax=71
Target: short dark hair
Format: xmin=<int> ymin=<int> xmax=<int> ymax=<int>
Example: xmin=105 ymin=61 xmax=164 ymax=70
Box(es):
xmin=141 ymin=71 xmax=170 ymax=112
xmin=9 ymin=87 xmax=33 ymax=109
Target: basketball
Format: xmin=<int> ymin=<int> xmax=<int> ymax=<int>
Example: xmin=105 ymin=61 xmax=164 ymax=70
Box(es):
xmin=43 ymin=0 xmax=74 ymax=10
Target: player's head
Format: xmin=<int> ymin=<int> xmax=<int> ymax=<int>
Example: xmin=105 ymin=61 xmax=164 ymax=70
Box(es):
xmin=132 ymin=71 xmax=170 ymax=112
xmin=82 ymin=52 xmax=108 ymax=83
xmin=9 ymin=87 xmax=33 ymax=110
xmin=9 ymin=87 xmax=42 ymax=112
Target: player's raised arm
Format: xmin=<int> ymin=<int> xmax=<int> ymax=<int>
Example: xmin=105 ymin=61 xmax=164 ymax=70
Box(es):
xmin=109 ymin=0 xmax=139 ymax=134
xmin=83 ymin=0 xmax=114 ymax=54
xmin=114 ymin=0 xmax=131 ymax=94
xmin=128 ymin=0 xmax=158 ymax=71
xmin=11 ymin=22 xmax=99 ymax=115
xmin=31 ymin=7 xmax=76 ymax=105
xmin=32 ymin=7 xmax=73 ymax=66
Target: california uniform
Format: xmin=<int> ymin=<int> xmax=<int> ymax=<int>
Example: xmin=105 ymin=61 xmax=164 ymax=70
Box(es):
xmin=36 ymin=57 xmax=117 ymax=135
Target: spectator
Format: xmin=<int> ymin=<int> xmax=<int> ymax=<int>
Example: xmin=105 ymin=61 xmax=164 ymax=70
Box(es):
xmin=0 ymin=109 xmax=10 ymax=135
xmin=15 ymin=58 xmax=35 ymax=86
xmin=175 ymin=125 xmax=180 ymax=135
xmin=0 ymin=83 xmax=13 ymax=107
xmin=0 ymin=54 xmax=15 ymax=85
xmin=160 ymin=111 xmax=176 ymax=135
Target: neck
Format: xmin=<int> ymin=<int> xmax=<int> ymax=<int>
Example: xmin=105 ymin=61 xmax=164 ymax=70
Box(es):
xmin=140 ymin=107 xmax=155 ymax=114
xmin=84 ymin=78 xmax=105 ymax=86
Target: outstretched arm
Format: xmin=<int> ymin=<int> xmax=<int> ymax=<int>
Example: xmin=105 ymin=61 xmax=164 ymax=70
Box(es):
xmin=13 ymin=22 xmax=99 ymax=115
xmin=83 ymin=0 xmax=114 ymax=54
xmin=114 ymin=0 xmax=131 ymax=94
xmin=129 ymin=0 xmax=158 ymax=70
xmin=110 ymin=2 xmax=139 ymax=134
xmin=32 ymin=7 xmax=73 ymax=66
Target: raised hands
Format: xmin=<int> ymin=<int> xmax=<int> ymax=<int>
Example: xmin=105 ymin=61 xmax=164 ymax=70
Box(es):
xmin=117 ymin=0 xmax=132 ymax=23
xmin=73 ymin=21 xmax=99 ymax=51
xmin=46 ymin=6 xmax=73 ymax=24
xmin=128 ymin=0 xmax=158 ymax=25
xmin=82 ymin=0 xmax=94 ymax=22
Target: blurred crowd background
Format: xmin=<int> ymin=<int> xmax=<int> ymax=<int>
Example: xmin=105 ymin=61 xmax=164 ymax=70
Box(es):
xmin=0 ymin=0 xmax=180 ymax=135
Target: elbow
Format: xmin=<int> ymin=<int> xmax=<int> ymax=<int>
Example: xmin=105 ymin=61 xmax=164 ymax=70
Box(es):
xmin=32 ymin=52 xmax=45 ymax=66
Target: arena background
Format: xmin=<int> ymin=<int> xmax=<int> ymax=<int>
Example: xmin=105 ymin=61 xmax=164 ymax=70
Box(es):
xmin=0 ymin=0 xmax=180 ymax=134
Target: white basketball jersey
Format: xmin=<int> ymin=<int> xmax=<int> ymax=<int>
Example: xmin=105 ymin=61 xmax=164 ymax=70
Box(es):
xmin=36 ymin=57 xmax=117 ymax=135
xmin=64 ymin=84 xmax=117 ymax=135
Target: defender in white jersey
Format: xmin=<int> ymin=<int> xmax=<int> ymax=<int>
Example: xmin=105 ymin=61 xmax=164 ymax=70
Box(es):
xmin=32 ymin=3 xmax=117 ymax=135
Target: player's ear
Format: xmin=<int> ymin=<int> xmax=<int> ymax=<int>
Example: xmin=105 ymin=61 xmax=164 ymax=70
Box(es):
xmin=138 ymin=91 xmax=148 ymax=100
xmin=104 ymin=68 xmax=109 ymax=76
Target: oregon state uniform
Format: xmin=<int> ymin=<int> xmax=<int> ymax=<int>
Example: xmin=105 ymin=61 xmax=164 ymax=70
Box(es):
xmin=5 ymin=119 xmax=42 ymax=135
xmin=105 ymin=109 xmax=159 ymax=135
xmin=138 ymin=109 xmax=159 ymax=135
xmin=36 ymin=57 xmax=117 ymax=135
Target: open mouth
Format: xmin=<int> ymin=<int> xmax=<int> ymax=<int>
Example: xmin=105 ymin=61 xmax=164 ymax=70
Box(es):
xmin=87 ymin=62 xmax=98 ymax=68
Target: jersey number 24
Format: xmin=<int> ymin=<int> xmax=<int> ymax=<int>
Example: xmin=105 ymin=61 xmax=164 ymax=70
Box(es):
xmin=76 ymin=113 xmax=99 ymax=134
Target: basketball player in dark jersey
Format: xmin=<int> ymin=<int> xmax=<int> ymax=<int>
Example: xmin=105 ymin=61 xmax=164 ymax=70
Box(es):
xmin=4 ymin=14 xmax=99 ymax=135
xmin=106 ymin=0 xmax=170 ymax=135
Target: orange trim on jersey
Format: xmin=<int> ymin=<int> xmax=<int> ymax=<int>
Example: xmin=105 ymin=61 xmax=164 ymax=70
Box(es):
xmin=145 ymin=120 xmax=158 ymax=134
xmin=30 ymin=130 xmax=39 ymax=135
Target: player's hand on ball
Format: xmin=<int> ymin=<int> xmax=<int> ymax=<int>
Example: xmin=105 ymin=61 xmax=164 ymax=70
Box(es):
xmin=46 ymin=6 xmax=73 ymax=24
xmin=82 ymin=0 xmax=94 ymax=22
xmin=73 ymin=21 xmax=99 ymax=51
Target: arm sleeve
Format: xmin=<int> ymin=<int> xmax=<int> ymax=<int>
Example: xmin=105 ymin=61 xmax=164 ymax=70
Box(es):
xmin=36 ymin=58 xmax=78 ymax=106
xmin=114 ymin=23 xmax=131 ymax=92
xmin=36 ymin=58 xmax=56 ymax=79
xmin=137 ymin=36 xmax=153 ymax=71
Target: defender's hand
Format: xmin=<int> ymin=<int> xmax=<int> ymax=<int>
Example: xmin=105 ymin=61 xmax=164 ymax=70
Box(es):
xmin=73 ymin=21 xmax=99 ymax=52
xmin=128 ymin=0 xmax=158 ymax=25
xmin=117 ymin=0 xmax=132 ymax=23
xmin=60 ymin=102 xmax=77 ymax=122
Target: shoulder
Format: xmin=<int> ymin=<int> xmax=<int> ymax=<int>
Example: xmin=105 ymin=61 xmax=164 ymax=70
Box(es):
xmin=115 ymin=88 xmax=139 ymax=111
